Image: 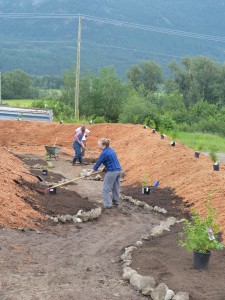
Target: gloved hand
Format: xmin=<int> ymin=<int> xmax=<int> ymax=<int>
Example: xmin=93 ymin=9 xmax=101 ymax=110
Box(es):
xmin=86 ymin=171 xmax=91 ymax=177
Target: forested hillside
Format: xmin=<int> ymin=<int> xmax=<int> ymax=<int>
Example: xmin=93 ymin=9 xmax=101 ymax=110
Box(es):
xmin=0 ymin=0 xmax=225 ymax=76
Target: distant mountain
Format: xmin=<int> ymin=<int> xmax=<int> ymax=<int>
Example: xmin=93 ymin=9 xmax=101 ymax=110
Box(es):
xmin=0 ymin=0 xmax=225 ymax=77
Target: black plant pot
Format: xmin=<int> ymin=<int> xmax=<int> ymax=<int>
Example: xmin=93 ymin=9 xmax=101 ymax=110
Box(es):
xmin=213 ymin=163 xmax=219 ymax=171
xmin=49 ymin=187 xmax=57 ymax=194
xmin=42 ymin=169 xmax=48 ymax=175
xmin=170 ymin=141 xmax=176 ymax=146
xmin=152 ymin=129 xmax=156 ymax=133
xmin=161 ymin=134 xmax=165 ymax=139
xmin=142 ymin=187 xmax=150 ymax=194
xmin=194 ymin=151 xmax=200 ymax=158
xmin=193 ymin=250 xmax=211 ymax=269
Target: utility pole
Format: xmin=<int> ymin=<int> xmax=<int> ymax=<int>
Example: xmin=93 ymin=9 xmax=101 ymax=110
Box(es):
xmin=0 ymin=72 xmax=2 ymax=105
xmin=75 ymin=15 xmax=82 ymax=120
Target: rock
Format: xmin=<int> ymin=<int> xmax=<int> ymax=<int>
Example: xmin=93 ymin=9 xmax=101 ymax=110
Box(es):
xmin=135 ymin=240 xmax=143 ymax=246
xmin=65 ymin=214 xmax=73 ymax=221
xmin=172 ymin=292 xmax=189 ymax=300
xmin=122 ymin=267 xmax=137 ymax=281
xmin=165 ymin=289 xmax=175 ymax=300
xmin=151 ymin=225 xmax=165 ymax=236
xmin=79 ymin=212 xmax=90 ymax=222
xmin=89 ymin=207 xmax=101 ymax=219
xmin=94 ymin=174 xmax=102 ymax=181
xmin=151 ymin=283 xmax=168 ymax=300
xmin=130 ymin=274 xmax=156 ymax=292
xmin=120 ymin=252 xmax=132 ymax=261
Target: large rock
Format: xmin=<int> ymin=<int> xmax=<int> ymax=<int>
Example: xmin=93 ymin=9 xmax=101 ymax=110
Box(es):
xmin=130 ymin=273 xmax=156 ymax=292
xmin=151 ymin=283 xmax=168 ymax=300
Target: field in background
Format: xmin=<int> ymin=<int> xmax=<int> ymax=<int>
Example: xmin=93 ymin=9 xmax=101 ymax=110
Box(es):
xmin=170 ymin=131 xmax=225 ymax=153
xmin=2 ymin=99 xmax=35 ymax=107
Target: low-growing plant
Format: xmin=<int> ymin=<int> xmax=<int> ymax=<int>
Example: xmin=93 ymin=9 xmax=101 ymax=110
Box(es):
xmin=196 ymin=143 xmax=203 ymax=151
xmin=140 ymin=173 xmax=151 ymax=188
xmin=179 ymin=200 xmax=224 ymax=254
xmin=209 ymin=146 xmax=218 ymax=163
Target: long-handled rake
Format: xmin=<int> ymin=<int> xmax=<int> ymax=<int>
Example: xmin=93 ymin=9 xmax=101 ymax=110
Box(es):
xmin=42 ymin=170 xmax=102 ymax=194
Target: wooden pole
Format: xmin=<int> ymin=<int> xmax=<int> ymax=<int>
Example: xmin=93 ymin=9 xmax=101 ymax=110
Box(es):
xmin=75 ymin=15 xmax=82 ymax=120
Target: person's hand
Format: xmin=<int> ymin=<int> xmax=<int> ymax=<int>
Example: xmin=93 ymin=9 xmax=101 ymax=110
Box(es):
xmin=86 ymin=171 xmax=91 ymax=177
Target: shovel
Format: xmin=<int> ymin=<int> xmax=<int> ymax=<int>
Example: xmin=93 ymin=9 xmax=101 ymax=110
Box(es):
xmin=42 ymin=170 xmax=102 ymax=194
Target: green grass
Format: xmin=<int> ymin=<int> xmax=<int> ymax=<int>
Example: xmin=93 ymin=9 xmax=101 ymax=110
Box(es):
xmin=166 ymin=131 xmax=225 ymax=153
xmin=2 ymin=99 xmax=35 ymax=107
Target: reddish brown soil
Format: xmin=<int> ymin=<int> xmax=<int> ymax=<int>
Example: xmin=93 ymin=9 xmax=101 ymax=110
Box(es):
xmin=0 ymin=120 xmax=224 ymax=299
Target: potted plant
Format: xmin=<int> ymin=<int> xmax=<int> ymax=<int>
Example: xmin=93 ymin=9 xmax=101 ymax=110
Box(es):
xmin=179 ymin=200 xmax=224 ymax=269
xmin=209 ymin=146 xmax=219 ymax=171
xmin=140 ymin=173 xmax=151 ymax=194
xmin=170 ymin=131 xmax=177 ymax=146
xmin=195 ymin=143 xmax=203 ymax=158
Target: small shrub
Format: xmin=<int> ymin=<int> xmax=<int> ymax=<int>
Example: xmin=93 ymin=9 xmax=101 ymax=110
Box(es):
xmin=179 ymin=200 xmax=224 ymax=254
xmin=209 ymin=146 xmax=218 ymax=163
xmin=140 ymin=173 xmax=151 ymax=188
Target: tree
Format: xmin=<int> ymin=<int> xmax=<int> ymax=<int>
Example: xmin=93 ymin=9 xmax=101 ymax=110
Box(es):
xmin=119 ymin=89 xmax=151 ymax=124
xmin=2 ymin=69 xmax=33 ymax=99
xmin=169 ymin=56 xmax=224 ymax=106
xmin=126 ymin=61 xmax=163 ymax=93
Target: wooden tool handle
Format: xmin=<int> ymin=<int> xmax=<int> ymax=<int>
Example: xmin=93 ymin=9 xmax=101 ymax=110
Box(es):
xmin=46 ymin=170 xmax=101 ymax=190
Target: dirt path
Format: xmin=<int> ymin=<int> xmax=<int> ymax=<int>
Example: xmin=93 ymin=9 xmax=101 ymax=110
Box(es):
xmin=0 ymin=156 xmax=163 ymax=300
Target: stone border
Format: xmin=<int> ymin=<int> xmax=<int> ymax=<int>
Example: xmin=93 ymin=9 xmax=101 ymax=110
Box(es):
xmin=45 ymin=207 xmax=102 ymax=224
xmin=120 ymin=217 xmax=190 ymax=300
xmin=121 ymin=194 xmax=167 ymax=214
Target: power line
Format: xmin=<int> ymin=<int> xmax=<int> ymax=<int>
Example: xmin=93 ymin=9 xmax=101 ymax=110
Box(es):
xmin=1 ymin=13 xmax=225 ymax=43
xmin=82 ymin=41 xmax=182 ymax=59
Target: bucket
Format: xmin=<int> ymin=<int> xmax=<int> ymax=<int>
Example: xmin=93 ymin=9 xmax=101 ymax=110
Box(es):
xmin=142 ymin=187 xmax=150 ymax=195
xmin=193 ymin=250 xmax=211 ymax=269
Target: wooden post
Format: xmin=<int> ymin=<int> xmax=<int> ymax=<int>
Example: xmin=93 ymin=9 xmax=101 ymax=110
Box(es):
xmin=75 ymin=15 xmax=82 ymax=120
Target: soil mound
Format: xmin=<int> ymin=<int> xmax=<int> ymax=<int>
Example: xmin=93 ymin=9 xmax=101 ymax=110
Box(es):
xmin=0 ymin=120 xmax=224 ymax=234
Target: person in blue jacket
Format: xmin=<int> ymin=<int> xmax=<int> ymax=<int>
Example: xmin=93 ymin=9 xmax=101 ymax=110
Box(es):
xmin=86 ymin=138 xmax=122 ymax=209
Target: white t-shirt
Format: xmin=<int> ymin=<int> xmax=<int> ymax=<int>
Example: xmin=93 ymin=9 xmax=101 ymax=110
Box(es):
xmin=75 ymin=127 xmax=91 ymax=141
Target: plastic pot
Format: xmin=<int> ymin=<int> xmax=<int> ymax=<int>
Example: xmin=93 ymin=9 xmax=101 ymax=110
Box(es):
xmin=49 ymin=187 xmax=57 ymax=194
xmin=194 ymin=151 xmax=200 ymax=158
xmin=142 ymin=187 xmax=150 ymax=195
xmin=213 ymin=163 xmax=219 ymax=171
xmin=42 ymin=169 xmax=48 ymax=175
xmin=193 ymin=250 xmax=211 ymax=269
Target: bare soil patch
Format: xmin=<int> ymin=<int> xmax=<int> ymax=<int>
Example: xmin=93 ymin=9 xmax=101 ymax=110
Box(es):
xmin=131 ymin=222 xmax=225 ymax=300
xmin=0 ymin=121 xmax=224 ymax=299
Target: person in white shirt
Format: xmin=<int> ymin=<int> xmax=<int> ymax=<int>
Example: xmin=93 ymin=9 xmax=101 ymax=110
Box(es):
xmin=75 ymin=123 xmax=91 ymax=157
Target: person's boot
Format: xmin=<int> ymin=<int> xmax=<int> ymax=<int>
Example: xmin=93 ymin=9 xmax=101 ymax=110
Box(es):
xmin=79 ymin=157 xmax=83 ymax=165
xmin=72 ymin=158 xmax=77 ymax=165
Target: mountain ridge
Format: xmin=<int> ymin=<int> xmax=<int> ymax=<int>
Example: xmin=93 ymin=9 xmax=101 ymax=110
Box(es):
xmin=0 ymin=0 xmax=225 ymax=77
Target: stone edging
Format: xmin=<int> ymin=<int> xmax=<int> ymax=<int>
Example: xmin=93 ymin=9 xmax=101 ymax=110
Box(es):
xmin=121 ymin=194 xmax=167 ymax=214
xmin=120 ymin=217 xmax=190 ymax=300
xmin=45 ymin=207 xmax=102 ymax=224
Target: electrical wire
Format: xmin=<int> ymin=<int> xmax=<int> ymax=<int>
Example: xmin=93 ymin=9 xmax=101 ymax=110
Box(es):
xmin=0 ymin=13 xmax=225 ymax=43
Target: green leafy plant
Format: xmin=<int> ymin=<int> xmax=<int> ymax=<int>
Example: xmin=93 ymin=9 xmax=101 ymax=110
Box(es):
xmin=209 ymin=146 xmax=218 ymax=163
xmin=140 ymin=173 xmax=151 ymax=188
xmin=196 ymin=143 xmax=203 ymax=151
xmin=179 ymin=200 xmax=224 ymax=254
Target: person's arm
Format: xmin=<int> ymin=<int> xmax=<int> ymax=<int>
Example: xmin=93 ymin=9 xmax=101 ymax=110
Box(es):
xmin=75 ymin=132 xmax=85 ymax=148
xmin=86 ymin=151 xmax=106 ymax=176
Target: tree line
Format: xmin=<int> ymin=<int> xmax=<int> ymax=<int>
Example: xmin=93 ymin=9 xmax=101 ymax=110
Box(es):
xmin=2 ymin=55 xmax=225 ymax=136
